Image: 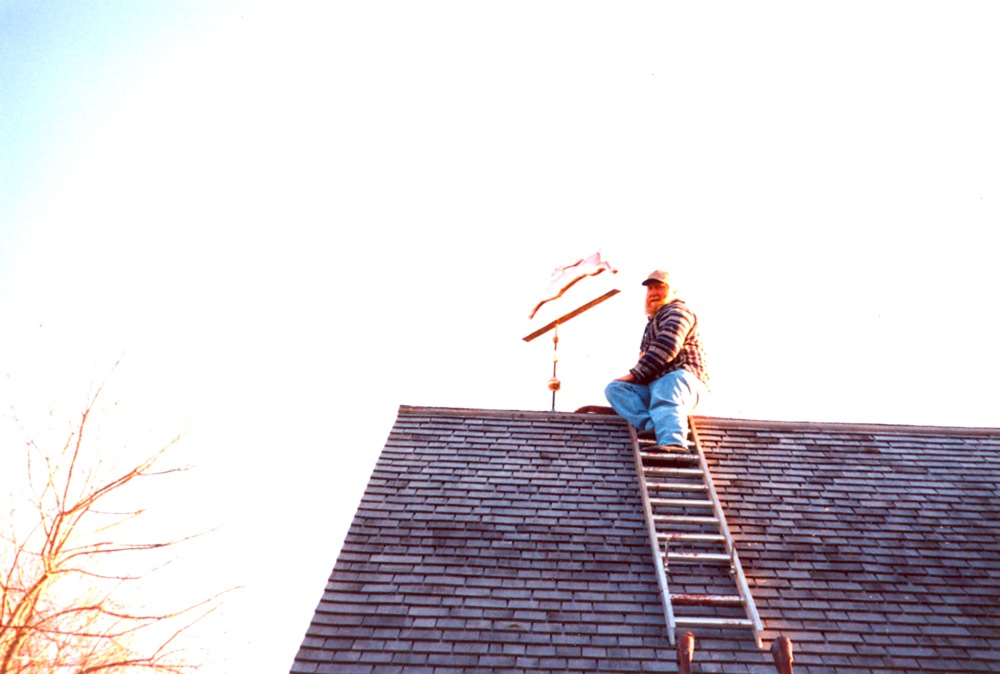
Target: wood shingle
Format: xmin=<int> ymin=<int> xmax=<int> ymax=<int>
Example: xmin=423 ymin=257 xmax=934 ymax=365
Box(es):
xmin=291 ymin=407 xmax=1000 ymax=673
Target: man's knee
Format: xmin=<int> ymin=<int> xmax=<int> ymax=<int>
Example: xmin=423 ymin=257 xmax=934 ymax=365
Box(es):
xmin=605 ymin=380 xmax=649 ymax=413
xmin=604 ymin=381 xmax=616 ymax=402
xmin=605 ymin=380 xmax=630 ymax=400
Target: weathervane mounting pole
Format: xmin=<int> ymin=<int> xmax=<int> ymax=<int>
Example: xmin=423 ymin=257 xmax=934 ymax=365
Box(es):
xmin=548 ymin=324 xmax=560 ymax=412
xmin=524 ymin=288 xmax=620 ymax=411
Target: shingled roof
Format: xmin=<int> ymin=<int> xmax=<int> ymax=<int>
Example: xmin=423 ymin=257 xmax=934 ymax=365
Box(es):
xmin=290 ymin=406 xmax=1000 ymax=673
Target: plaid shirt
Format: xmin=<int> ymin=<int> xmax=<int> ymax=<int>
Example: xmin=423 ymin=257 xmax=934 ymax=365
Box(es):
xmin=629 ymin=298 xmax=710 ymax=388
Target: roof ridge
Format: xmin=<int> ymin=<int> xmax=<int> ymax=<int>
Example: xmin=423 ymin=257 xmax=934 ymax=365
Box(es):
xmin=396 ymin=404 xmax=624 ymax=422
xmin=694 ymin=414 xmax=1000 ymax=436
xmin=395 ymin=405 xmax=1000 ymax=435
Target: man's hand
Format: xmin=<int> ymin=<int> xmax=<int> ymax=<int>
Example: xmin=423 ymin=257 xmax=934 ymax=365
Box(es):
xmin=615 ymin=373 xmax=636 ymax=383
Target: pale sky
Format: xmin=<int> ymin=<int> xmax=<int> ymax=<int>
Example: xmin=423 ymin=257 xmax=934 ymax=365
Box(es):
xmin=1 ymin=2 xmax=998 ymax=672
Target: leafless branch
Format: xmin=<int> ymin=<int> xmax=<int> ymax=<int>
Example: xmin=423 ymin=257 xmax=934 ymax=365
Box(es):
xmin=1 ymin=368 xmax=224 ymax=673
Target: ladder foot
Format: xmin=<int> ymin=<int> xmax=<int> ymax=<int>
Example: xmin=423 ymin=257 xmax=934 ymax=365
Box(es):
xmin=771 ymin=635 xmax=794 ymax=674
xmin=677 ymin=631 xmax=695 ymax=674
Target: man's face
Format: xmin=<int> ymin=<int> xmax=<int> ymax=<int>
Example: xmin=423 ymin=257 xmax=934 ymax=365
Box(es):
xmin=645 ymin=282 xmax=669 ymax=318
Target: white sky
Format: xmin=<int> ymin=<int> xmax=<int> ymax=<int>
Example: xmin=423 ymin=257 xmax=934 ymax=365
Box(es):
xmin=1 ymin=2 xmax=998 ymax=672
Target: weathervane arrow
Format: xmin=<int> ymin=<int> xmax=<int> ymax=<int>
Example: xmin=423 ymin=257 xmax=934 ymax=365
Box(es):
xmin=528 ymin=250 xmax=618 ymax=320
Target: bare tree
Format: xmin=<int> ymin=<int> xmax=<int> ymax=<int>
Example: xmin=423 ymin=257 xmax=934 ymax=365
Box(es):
xmin=0 ymin=379 xmax=221 ymax=673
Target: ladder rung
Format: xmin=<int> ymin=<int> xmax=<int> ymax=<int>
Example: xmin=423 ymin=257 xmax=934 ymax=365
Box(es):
xmin=638 ymin=444 xmax=693 ymax=454
xmin=637 ymin=436 xmax=692 ymax=445
xmin=643 ymin=467 xmax=703 ymax=477
xmin=674 ymin=616 xmax=754 ymax=628
xmin=640 ymin=452 xmax=699 ymax=463
xmin=671 ymin=593 xmax=743 ymax=606
xmin=666 ymin=551 xmax=731 ymax=564
xmin=645 ymin=482 xmax=706 ymax=492
xmin=638 ymin=437 xmax=692 ymax=446
xmin=654 ymin=515 xmax=719 ymax=525
xmin=658 ymin=533 xmax=725 ymax=543
xmin=650 ymin=498 xmax=715 ymax=508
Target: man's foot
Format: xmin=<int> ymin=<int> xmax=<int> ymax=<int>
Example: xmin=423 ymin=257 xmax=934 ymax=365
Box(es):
xmin=653 ymin=445 xmax=689 ymax=453
xmin=636 ymin=428 xmax=656 ymax=440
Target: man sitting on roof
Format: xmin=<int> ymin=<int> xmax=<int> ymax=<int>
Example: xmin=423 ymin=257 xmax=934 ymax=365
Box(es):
xmin=605 ymin=270 xmax=710 ymax=451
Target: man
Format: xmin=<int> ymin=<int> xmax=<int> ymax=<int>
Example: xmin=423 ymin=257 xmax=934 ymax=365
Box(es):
xmin=604 ymin=270 xmax=709 ymax=450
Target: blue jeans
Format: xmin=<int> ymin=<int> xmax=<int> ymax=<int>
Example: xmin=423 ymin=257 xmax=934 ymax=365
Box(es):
xmin=604 ymin=369 xmax=706 ymax=446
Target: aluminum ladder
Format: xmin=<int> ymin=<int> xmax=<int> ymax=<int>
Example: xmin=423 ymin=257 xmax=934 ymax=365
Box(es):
xmin=630 ymin=420 xmax=764 ymax=648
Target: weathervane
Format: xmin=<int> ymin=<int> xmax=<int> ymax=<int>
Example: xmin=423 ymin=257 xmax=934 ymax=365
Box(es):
xmin=523 ymin=251 xmax=619 ymax=411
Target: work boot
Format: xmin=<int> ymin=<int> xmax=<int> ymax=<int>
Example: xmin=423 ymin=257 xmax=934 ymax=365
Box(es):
xmin=636 ymin=428 xmax=656 ymax=441
xmin=654 ymin=445 xmax=689 ymax=453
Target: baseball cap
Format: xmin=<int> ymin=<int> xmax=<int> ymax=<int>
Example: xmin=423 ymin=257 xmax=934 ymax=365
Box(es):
xmin=641 ymin=270 xmax=671 ymax=286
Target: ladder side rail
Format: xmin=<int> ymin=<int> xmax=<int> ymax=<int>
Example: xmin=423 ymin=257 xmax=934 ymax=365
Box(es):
xmin=688 ymin=419 xmax=765 ymax=648
xmin=628 ymin=425 xmax=678 ymax=646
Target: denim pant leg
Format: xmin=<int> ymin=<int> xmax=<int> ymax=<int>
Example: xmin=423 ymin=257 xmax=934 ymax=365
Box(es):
xmin=648 ymin=369 xmax=705 ymax=447
xmin=604 ymin=381 xmax=653 ymax=432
